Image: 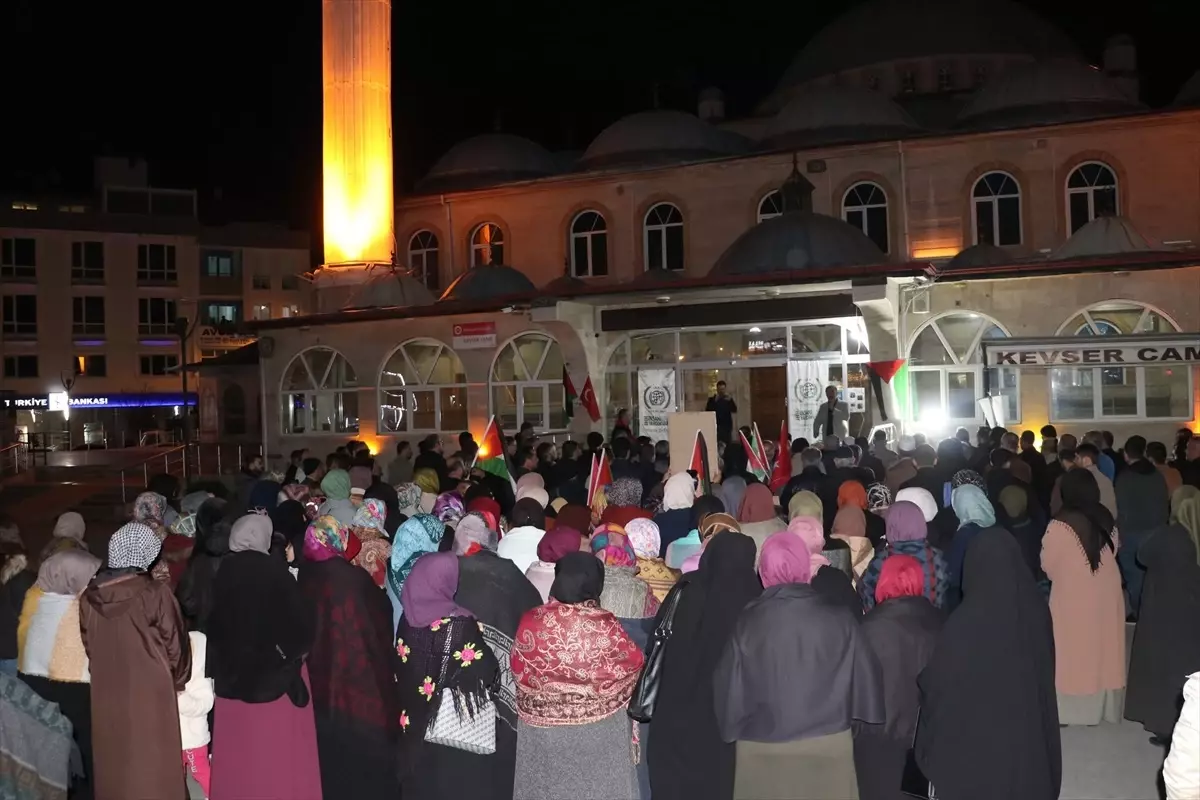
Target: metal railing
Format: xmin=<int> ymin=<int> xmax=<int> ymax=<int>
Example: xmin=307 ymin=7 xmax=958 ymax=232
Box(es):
xmin=117 ymin=442 xmax=266 ymax=502
xmin=119 ymin=444 xmax=190 ymax=504
xmin=0 ymin=443 xmax=30 ymax=479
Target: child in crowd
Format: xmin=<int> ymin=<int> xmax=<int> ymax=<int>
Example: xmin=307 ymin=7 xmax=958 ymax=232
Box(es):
xmin=178 ymin=630 xmax=215 ymax=798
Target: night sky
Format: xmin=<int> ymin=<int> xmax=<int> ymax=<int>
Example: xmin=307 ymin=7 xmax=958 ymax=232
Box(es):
xmin=1 ymin=0 xmax=1194 ymax=235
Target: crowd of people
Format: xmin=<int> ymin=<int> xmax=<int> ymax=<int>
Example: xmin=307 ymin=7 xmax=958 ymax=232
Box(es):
xmin=1 ymin=413 xmax=1199 ymax=799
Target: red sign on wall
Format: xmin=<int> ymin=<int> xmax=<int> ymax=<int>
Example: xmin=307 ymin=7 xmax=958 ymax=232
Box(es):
xmin=452 ymin=321 xmax=497 ymax=350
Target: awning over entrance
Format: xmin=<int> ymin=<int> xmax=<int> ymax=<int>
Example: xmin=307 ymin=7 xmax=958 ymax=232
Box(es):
xmin=982 ymin=334 xmax=1200 ymax=368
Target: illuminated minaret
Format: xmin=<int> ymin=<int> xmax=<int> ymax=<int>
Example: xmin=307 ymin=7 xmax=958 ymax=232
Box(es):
xmin=322 ymin=0 xmax=394 ymax=268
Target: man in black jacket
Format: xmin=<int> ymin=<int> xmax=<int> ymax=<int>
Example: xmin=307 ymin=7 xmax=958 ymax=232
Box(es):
xmin=1115 ymin=435 xmax=1169 ymax=620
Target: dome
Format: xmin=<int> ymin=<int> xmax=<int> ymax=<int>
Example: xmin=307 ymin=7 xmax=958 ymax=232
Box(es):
xmin=419 ymin=134 xmax=559 ymax=192
xmin=625 ymin=268 xmax=688 ymax=290
xmin=710 ymin=212 xmax=884 ymax=276
xmin=581 ymin=110 xmax=749 ymax=169
xmin=760 ymin=0 xmax=1080 ymax=113
xmin=439 ymin=264 xmax=537 ymax=303
xmin=1175 ymin=71 xmax=1200 ymax=106
xmin=1052 ymin=216 xmax=1157 ymax=260
xmin=957 ymin=59 xmax=1141 ymax=128
xmin=346 ymin=272 xmax=436 ymax=308
xmin=541 ymin=274 xmax=588 ymax=294
xmin=760 ymin=86 xmax=919 ymax=149
xmin=943 ymin=243 xmax=1014 ymax=270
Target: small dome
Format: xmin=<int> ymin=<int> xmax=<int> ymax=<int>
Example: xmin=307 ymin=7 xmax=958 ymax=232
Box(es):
xmin=1175 ymin=71 xmax=1200 ymax=107
xmin=957 ymin=59 xmax=1141 ymax=128
xmin=944 ymin=243 xmax=1014 ymax=270
xmin=760 ymin=86 xmax=919 ymax=149
xmin=347 ymin=272 xmax=436 ymax=308
xmin=710 ymin=212 xmax=884 ymax=276
xmin=439 ymin=264 xmax=537 ymax=303
xmin=1053 ymin=216 xmax=1157 ymax=260
xmin=626 ymin=268 xmax=688 ymax=289
xmin=419 ymin=134 xmax=558 ymax=192
xmin=541 ymin=274 xmax=588 ymax=295
xmin=581 ymin=110 xmax=748 ymax=169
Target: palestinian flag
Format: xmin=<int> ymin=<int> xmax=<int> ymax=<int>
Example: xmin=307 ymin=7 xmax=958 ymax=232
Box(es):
xmin=740 ymin=430 xmax=769 ymax=483
xmin=471 ymin=416 xmax=516 ymax=491
xmin=690 ymin=430 xmax=713 ymax=497
xmin=769 ymin=419 xmax=790 ymax=493
xmin=587 ymin=450 xmax=613 ymax=507
xmin=751 ymin=423 xmax=771 ymax=476
xmin=563 ymin=367 xmax=577 ymax=421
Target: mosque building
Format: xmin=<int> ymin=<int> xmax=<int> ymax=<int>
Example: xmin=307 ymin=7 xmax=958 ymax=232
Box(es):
xmin=209 ymin=0 xmax=1200 ymax=460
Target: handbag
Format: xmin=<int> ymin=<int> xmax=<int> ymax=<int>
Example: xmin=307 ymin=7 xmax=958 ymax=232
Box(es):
xmin=900 ymin=709 xmax=938 ymax=800
xmin=424 ymin=689 xmax=497 ymax=755
xmin=627 ymin=580 xmax=686 ymax=723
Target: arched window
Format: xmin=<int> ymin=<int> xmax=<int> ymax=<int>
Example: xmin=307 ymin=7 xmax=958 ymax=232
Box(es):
xmin=908 ymin=311 xmax=1019 ymax=429
xmin=407 ymin=230 xmax=440 ymax=291
xmin=378 ymin=339 xmax=468 ymax=433
xmin=470 ymin=223 xmax=504 ymax=267
xmin=972 ymin=171 xmax=1021 ymax=246
xmin=569 ymin=211 xmax=608 ymax=278
xmin=842 ymin=182 xmax=889 ymax=253
xmin=280 ymin=347 xmax=359 ymax=434
xmin=491 ymin=333 xmax=566 ymax=432
xmin=222 ymin=384 xmax=246 ymax=436
xmin=757 ymin=191 xmax=783 ymax=223
xmin=643 ymin=203 xmax=684 ymax=271
xmin=1050 ymin=301 xmax=1189 ymax=421
xmin=1066 ymin=162 xmax=1118 ymax=234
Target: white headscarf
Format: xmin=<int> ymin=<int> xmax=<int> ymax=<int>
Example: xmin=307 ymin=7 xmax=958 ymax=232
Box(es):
xmin=662 ymin=473 xmax=696 ymax=511
xmin=894 ymin=487 xmax=938 ymax=523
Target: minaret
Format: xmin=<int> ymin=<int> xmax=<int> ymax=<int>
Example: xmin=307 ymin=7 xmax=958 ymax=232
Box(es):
xmin=321 ymin=0 xmax=394 ymax=270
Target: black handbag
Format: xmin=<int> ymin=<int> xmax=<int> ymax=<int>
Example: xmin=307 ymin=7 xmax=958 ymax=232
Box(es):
xmin=900 ymin=709 xmax=938 ymax=799
xmin=627 ymin=580 xmax=686 ymax=723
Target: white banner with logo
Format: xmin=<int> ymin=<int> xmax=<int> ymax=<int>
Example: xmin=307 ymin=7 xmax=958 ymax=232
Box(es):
xmin=638 ymin=368 xmax=676 ymax=442
xmin=787 ymin=360 xmax=831 ymax=442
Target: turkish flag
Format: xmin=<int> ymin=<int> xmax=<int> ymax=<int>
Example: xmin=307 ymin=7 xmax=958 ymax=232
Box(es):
xmin=579 ymin=376 xmax=601 ymax=422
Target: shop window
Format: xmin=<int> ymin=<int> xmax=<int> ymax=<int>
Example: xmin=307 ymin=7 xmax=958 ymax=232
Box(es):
xmin=72 ymin=296 xmax=105 ymax=335
xmin=408 ymin=230 xmax=440 ymax=291
xmin=470 ymin=223 xmax=504 ymax=267
xmin=490 ymin=333 xmax=565 ymax=432
xmin=3 ymin=355 xmax=38 ymax=378
xmin=643 ymin=203 xmax=684 ymax=271
xmin=1066 ymin=162 xmax=1118 ymax=234
xmin=1049 ymin=301 xmax=1188 ymax=422
xmin=378 ymin=339 xmax=469 ymax=433
xmin=842 ymin=182 xmax=889 ymax=253
xmin=0 ymin=237 xmax=36 ymax=280
xmin=137 ymin=243 xmax=177 ymax=284
xmin=569 ymin=211 xmax=608 ymax=278
xmin=139 ymin=354 xmax=179 ymax=375
xmin=139 ymin=297 xmax=177 ymax=335
xmin=757 ymin=191 xmax=784 ymax=223
xmin=280 ymin=346 xmax=359 ymax=435
xmin=2 ymin=294 xmax=37 ymax=336
xmin=223 ymin=385 xmax=247 ymax=436
xmin=71 ymin=241 xmax=105 ymax=284
xmin=908 ymin=311 xmax=1020 ymax=430
xmin=972 ymin=171 xmax=1021 ymax=246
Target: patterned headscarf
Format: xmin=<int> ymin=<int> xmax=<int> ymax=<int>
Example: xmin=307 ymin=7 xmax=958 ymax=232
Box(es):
xmin=453 ymin=512 xmax=498 ymax=556
xmin=433 ymin=493 xmax=465 ymax=527
xmin=951 ymin=469 xmax=986 ymax=490
xmin=387 ymin=514 xmax=444 ymax=602
xmin=590 ymin=525 xmax=637 ymax=567
xmin=396 ymin=483 xmax=423 ymax=516
xmin=867 ymin=483 xmax=892 ymax=512
xmin=352 ymin=498 xmax=388 ymax=536
xmin=699 ymin=513 xmax=741 ymax=542
xmin=107 ymin=522 xmax=162 ymax=570
xmin=607 ymin=477 xmax=643 ymax=508
xmin=413 ymin=468 xmax=440 ymax=495
xmin=624 ymin=518 xmax=661 ymax=560
xmin=303 ymin=515 xmax=354 ymax=562
xmin=134 ymin=492 xmax=167 ymax=527
xmin=467 ymin=497 xmax=501 ymax=532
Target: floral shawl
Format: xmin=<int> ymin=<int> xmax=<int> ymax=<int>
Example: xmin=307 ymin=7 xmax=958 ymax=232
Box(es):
xmin=511 ymin=600 xmax=644 ymax=726
xmin=351 ymin=499 xmax=392 ymax=588
xmin=387 ymin=515 xmax=444 ymax=608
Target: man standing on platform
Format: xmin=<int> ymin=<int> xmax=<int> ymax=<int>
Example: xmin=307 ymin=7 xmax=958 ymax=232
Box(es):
xmin=706 ymin=380 xmax=738 ymax=444
xmin=813 ymin=384 xmax=849 ymax=441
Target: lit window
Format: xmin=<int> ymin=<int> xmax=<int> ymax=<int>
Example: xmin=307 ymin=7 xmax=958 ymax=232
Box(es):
xmin=569 ymin=211 xmax=608 ymax=278
xmin=972 ymin=171 xmax=1022 ymax=246
xmin=1066 ymin=162 xmax=1118 ymax=234
xmin=75 ymin=355 xmax=107 ymax=377
xmin=757 ymin=191 xmax=784 ymax=223
xmin=280 ymin=347 xmax=359 ymax=434
xmin=643 ymin=203 xmax=684 ymax=271
xmin=281 ymin=304 xmax=300 ymax=318
xmin=202 ymin=252 xmax=235 ymax=278
xmin=378 ymin=339 xmax=469 ymax=433
xmin=908 ymin=312 xmax=1020 ymax=427
xmin=470 ymin=223 xmax=504 ymax=267
xmin=408 ymin=230 xmax=440 ymax=291
xmin=252 ymin=304 xmax=271 ymax=320
xmin=491 ymin=333 xmax=566 ymax=432
xmin=842 ymin=182 xmax=889 ymax=253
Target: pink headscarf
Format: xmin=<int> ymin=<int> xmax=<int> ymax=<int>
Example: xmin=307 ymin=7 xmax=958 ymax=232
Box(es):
xmin=758 ymin=532 xmax=814 ymax=587
xmin=786 ymin=516 xmax=831 ymax=571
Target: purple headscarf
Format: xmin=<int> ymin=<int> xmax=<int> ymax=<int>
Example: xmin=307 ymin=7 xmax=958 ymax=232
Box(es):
xmin=400 ymin=551 xmax=473 ymax=627
xmin=885 ymin=500 xmax=929 ymax=543
xmin=758 ymin=531 xmax=814 ymax=588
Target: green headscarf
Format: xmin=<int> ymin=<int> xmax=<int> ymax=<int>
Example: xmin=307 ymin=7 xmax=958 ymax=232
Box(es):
xmin=788 ymin=490 xmax=823 ymax=523
xmin=413 ymin=468 xmax=440 ymax=495
xmin=952 ymin=484 xmax=996 ymax=529
xmin=320 ymin=469 xmax=351 ymax=501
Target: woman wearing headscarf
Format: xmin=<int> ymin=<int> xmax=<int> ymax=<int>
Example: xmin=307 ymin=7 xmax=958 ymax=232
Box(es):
xmin=80 ymin=522 xmax=191 ymax=800
xmin=858 ymin=500 xmax=949 ymax=611
xmin=831 ymin=498 xmax=873 ymax=582
xmin=299 ymin=515 xmax=400 ymax=798
xmin=915 ymin=529 xmax=1061 ymax=800
xmin=666 ymin=493 xmax=724 ymax=569
xmin=175 ymin=498 xmax=231 ymax=632
xmin=839 ymin=480 xmax=884 ymax=547
xmin=788 ymin=516 xmax=861 ymax=617
xmin=720 ymin=476 xmax=747 ymax=526
xmin=132 ymin=490 xmax=177 ymax=584
xmin=433 ymin=491 xmax=466 ymax=530
xmin=648 ymin=530 xmax=761 ymax=800
xmin=626 ymin=517 xmax=679 ymax=602
xmin=453 ymin=512 xmax=498 ymax=558
xmin=39 ymin=511 xmax=89 ymax=562
xmin=1042 ymin=468 xmax=1125 ymax=726
xmin=17 ymin=549 xmax=101 ymax=798
xmin=852 ymin=555 xmax=944 ymax=800
xmin=207 ymin=514 xmax=321 ymax=800
xmin=271 ymin=498 xmax=311 ymax=577
xmin=413 ymin=467 xmax=441 ymax=502
xmin=893 ymin=486 xmax=937 ymax=527
xmin=655 ymin=472 xmax=697 ymax=556
xmin=944 ymin=483 xmax=999 ymax=611
xmin=496 ymin=498 xmax=547 ymax=574
xmin=396 ymin=552 xmax=502 ymax=800
xmin=1125 ymin=494 xmax=1200 ymax=740
xmin=349 ymin=498 xmax=392 ymax=587
xmin=736 ymin=482 xmax=786 ymax=554
xmin=591 ymin=525 xmax=658 ymax=635
xmin=715 ymin=531 xmax=883 ymax=799
xmin=387 ymin=514 xmax=445 ymax=632
xmin=453 ymin=519 xmax=542 ymax=800
xmin=554 ymin=502 xmax=592 ymax=538
xmin=680 ymin=511 xmax=742 ymax=574
xmin=512 ymin=553 xmax=644 ymax=800
xmin=601 ymin=476 xmax=653 ymax=528
xmin=396 ymin=482 xmax=424 ymax=518
xmin=364 ymin=481 xmax=404 ymax=537
xmin=318 ymin=468 xmax=357 ymax=525
xmin=788 ymin=489 xmax=854 ymax=578
xmin=523 ymin=525 xmax=583 ymax=603
xmin=994 ymin=483 xmax=1049 ymax=589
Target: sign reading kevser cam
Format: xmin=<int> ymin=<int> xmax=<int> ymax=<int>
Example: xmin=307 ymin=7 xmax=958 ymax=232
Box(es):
xmin=986 ymin=342 xmax=1200 ymax=368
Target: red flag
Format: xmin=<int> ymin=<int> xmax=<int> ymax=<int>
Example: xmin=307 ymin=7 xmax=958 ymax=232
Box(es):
xmin=690 ymin=430 xmax=713 ymax=496
xmin=563 ymin=367 xmax=578 ymax=421
xmin=587 ymin=450 xmax=612 ymax=507
xmin=579 ymin=376 xmax=601 ymax=422
xmin=770 ymin=419 xmax=790 ymax=492
xmin=868 ymin=359 xmax=905 ymax=383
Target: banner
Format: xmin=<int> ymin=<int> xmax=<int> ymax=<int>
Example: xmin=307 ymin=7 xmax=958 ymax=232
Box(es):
xmin=984 ymin=337 xmax=1200 ymax=367
xmin=638 ymin=368 xmax=676 ymax=442
xmin=787 ymin=360 xmax=831 ymax=442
